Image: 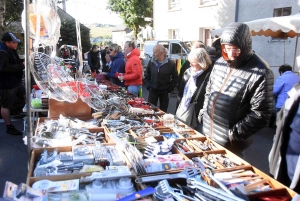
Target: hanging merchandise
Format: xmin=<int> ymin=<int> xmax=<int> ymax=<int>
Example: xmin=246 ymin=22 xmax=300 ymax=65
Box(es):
xmin=170 ymin=57 xmax=188 ymax=74
xmin=21 ymin=0 xmax=80 ymax=103
xmin=21 ymin=0 xmax=61 ymax=48
xmin=29 ymin=52 xmax=78 ymax=102
xmin=77 ymin=80 xmax=109 ymax=111
xmin=176 ymin=59 xmax=181 ymax=74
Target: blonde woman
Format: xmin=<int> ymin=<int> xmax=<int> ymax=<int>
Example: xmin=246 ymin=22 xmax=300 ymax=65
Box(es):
xmin=101 ymin=44 xmax=125 ymax=86
xmin=176 ymin=48 xmax=212 ymax=129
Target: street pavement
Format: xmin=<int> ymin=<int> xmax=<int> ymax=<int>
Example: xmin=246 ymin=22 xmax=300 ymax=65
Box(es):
xmin=0 ymin=84 xmax=276 ymax=198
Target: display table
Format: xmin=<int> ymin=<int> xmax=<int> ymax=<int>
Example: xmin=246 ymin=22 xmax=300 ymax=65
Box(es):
xmin=23 ymin=81 xmax=299 ymax=201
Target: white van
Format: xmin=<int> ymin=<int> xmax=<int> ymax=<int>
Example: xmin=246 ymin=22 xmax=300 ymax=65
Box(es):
xmin=141 ymin=40 xmax=191 ymax=68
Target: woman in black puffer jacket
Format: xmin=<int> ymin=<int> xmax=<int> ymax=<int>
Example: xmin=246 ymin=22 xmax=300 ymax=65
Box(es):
xmin=199 ymin=22 xmax=274 ymax=156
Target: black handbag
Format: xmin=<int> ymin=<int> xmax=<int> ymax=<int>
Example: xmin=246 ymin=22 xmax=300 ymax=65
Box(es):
xmin=175 ymin=72 xmax=209 ymax=127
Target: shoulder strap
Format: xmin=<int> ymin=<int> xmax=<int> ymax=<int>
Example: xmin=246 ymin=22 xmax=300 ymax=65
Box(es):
xmin=192 ymin=70 xmax=211 ymax=103
xmin=0 ymin=50 xmax=7 ymax=54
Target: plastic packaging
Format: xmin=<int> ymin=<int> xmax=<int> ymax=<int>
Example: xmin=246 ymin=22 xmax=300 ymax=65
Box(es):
xmin=85 ymin=177 xmax=135 ymax=195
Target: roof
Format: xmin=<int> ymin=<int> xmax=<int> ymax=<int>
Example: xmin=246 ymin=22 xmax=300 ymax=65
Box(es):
xmin=111 ymin=24 xmax=128 ymax=32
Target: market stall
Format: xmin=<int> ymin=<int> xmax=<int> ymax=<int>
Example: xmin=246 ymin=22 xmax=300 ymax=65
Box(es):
xmin=5 ymin=83 xmax=299 ymax=201
xmin=9 ymin=0 xmax=299 ymax=200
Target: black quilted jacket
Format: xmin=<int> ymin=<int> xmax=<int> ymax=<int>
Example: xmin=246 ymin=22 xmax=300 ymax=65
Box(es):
xmin=201 ymin=23 xmax=274 ymax=151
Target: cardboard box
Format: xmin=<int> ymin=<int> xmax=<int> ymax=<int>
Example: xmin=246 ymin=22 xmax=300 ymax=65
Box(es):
xmin=48 ymin=98 xmax=92 ymax=118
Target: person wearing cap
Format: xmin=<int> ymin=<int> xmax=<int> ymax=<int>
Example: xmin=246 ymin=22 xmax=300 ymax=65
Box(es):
xmin=0 ymin=32 xmax=25 ymax=135
xmin=198 ymin=23 xmax=274 ymax=157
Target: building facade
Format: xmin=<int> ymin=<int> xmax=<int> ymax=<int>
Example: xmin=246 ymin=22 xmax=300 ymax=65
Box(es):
xmin=153 ymin=0 xmax=300 ymax=78
xmin=153 ymin=0 xmax=236 ymax=46
xmin=237 ymin=0 xmax=300 ymax=78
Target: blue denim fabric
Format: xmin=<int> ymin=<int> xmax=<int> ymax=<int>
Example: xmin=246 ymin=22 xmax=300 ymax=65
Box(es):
xmin=128 ymin=85 xmax=142 ymax=97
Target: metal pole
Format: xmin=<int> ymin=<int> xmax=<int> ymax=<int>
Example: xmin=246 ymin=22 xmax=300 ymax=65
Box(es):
xmin=74 ymin=0 xmax=83 ymax=77
xmin=284 ymin=34 xmax=286 ymax=63
xmin=234 ymin=0 xmax=239 ymax=22
xmin=293 ymin=34 xmax=299 ymax=72
xmin=24 ymin=0 xmax=33 ymax=166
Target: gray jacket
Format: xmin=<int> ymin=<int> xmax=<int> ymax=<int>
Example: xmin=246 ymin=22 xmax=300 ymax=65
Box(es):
xmin=269 ymin=83 xmax=300 ymax=191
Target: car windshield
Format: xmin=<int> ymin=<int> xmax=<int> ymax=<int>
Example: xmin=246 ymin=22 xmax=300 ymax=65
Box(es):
xmin=181 ymin=42 xmax=191 ymax=53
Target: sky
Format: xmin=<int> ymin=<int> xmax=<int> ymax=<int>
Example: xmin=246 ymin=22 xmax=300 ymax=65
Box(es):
xmin=58 ymin=0 xmax=122 ymax=25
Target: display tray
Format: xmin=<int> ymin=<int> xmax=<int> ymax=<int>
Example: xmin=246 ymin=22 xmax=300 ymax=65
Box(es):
xmin=27 ymin=143 xmax=127 ymax=185
xmin=138 ymin=145 xmax=194 ymax=176
xmin=186 ymin=136 xmax=227 ymax=151
xmin=128 ymin=127 xmax=202 ymax=140
xmin=138 ymin=176 xmax=295 ymax=201
xmin=210 ymin=165 xmax=297 ymax=200
xmin=27 ymin=174 xmax=153 ymax=201
xmin=33 ymin=117 xmax=108 ymax=147
xmin=183 ymin=149 xmax=250 ymax=170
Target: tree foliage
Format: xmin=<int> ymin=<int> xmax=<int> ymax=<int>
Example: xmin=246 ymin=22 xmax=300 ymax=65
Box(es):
xmin=107 ymin=0 xmax=153 ymax=39
xmin=58 ymin=19 xmax=91 ymax=53
xmin=0 ymin=0 xmax=23 ymax=35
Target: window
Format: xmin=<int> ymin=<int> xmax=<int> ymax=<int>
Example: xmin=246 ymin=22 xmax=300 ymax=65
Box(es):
xmin=200 ymin=0 xmax=217 ymax=7
xmin=158 ymin=42 xmax=170 ymax=50
xmin=273 ymin=7 xmax=292 ymax=17
xmin=170 ymin=43 xmax=183 ymax=54
xmin=272 ymin=7 xmax=291 ymax=41
xmin=172 ymin=29 xmax=179 ymax=39
xmin=168 ymin=29 xmax=179 ymax=39
xmin=169 ymin=0 xmax=180 ymax=11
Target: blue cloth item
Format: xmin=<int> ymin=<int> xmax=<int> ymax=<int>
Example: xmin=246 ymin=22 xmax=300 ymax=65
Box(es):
xmin=286 ymin=102 xmax=300 ymax=181
xmin=273 ymin=71 xmax=300 ymax=109
xmin=106 ymin=52 xmax=125 ymax=86
xmin=156 ymin=61 xmax=162 ymax=68
xmin=127 ymin=85 xmax=142 ymax=97
xmin=178 ymin=69 xmax=203 ymax=110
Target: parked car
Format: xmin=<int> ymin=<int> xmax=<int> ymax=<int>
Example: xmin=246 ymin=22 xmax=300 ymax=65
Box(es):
xmin=141 ymin=40 xmax=191 ymax=70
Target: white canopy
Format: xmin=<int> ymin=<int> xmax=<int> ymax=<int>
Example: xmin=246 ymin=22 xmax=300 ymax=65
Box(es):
xmin=211 ymin=13 xmax=300 ymax=38
xmin=210 ymin=14 xmax=300 ymax=70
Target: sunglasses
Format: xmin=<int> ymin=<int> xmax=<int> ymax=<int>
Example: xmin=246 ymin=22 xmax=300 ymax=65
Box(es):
xmin=110 ymin=49 xmax=114 ymax=51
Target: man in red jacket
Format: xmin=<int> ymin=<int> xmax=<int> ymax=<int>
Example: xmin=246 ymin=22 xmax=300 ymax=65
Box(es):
xmin=118 ymin=41 xmax=143 ymax=96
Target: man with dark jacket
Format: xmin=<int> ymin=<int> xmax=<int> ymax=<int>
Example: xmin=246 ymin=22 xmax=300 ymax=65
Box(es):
xmin=88 ymin=45 xmax=101 ymax=74
xmin=0 ymin=32 xmax=25 ymax=135
xmin=144 ymin=44 xmax=178 ymax=112
xmin=199 ymin=23 xmax=274 ymax=156
xmin=100 ymin=47 xmax=109 ymax=72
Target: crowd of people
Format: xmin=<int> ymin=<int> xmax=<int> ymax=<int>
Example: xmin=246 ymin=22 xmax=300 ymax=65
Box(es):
xmin=86 ymin=41 xmax=143 ymax=96
xmin=1 ymin=21 xmax=300 ymax=193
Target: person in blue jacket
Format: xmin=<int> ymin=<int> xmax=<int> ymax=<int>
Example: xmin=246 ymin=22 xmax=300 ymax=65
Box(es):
xmin=101 ymin=44 xmax=125 ymax=87
xmin=273 ymin=64 xmax=300 ymax=115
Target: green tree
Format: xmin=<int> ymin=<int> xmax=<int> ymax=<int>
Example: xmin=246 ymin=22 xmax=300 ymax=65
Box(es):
xmin=58 ymin=19 xmax=91 ymax=53
xmin=0 ymin=0 xmax=24 ymax=36
xmin=107 ymin=0 xmax=152 ymax=39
